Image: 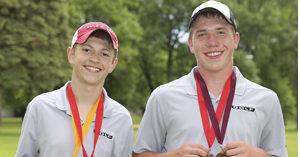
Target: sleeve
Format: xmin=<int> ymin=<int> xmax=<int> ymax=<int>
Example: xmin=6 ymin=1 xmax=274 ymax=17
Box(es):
xmin=259 ymin=93 xmax=288 ymax=157
xmin=15 ymin=103 xmax=39 ymax=157
xmin=114 ymin=115 xmax=133 ymax=157
xmin=133 ymin=91 xmax=167 ymax=154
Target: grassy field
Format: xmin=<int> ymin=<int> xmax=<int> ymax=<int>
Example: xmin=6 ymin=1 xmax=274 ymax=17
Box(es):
xmin=285 ymin=120 xmax=298 ymax=157
xmin=0 ymin=118 xmax=22 ymax=157
xmin=0 ymin=116 xmax=297 ymax=156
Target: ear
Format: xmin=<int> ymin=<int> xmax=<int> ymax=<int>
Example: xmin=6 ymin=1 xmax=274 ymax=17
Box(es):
xmin=233 ymin=32 xmax=240 ymax=49
xmin=67 ymin=47 xmax=75 ymax=64
xmin=109 ymin=58 xmax=118 ymax=73
xmin=188 ymin=38 xmax=195 ymax=54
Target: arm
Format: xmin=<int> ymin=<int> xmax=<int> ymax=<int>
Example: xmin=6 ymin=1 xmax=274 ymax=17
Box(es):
xmin=114 ymin=115 xmax=133 ymax=157
xmin=133 ymin=150 xmax=177 ymax=157
xmin=133 ymin=150 xmax=176 ymax=157
xmin=133 ymin=143 xmax=211 ymax=157
xmin=119 ymin=123 xmax=133 ymax=157
xmin=221 ymin=141 xmax=276 ymax=157
xmin=15 ymin=105 xmax=39 ymax=157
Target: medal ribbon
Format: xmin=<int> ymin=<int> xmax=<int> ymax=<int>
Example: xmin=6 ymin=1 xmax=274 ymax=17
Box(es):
xmin=67 ymin=83 xmax=104 ymax=157
xmin=194 ymin=70 xmax=236 ymax=148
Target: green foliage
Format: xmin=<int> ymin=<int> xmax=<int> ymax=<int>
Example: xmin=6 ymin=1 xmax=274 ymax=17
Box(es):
xmin=0 ymin=0 xmax=72 ymax=114
xmin=225 ymin=0 xmax=298 ymax=120
xmin=0 ymin=0 xmax=297 ymax=122
xmin=233 ymin=50 xmax=261 ymax=84
xmin=128 ymin=0 xmax=201 ymax=111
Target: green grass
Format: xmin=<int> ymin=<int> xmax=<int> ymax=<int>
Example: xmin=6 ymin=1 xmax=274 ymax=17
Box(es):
xmin=132 ymin=114 xmax=141 ymax=144
xmin=285 ymin=120 xmax=298 ymax=157
xmin=0 ymin=117 xmax=297 ymax=156
xmin=0 ymin=118 xmax=22 ymax=157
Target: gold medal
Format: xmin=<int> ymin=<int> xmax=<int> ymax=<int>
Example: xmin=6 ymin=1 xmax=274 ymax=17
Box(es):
xmin=216 ymin=153 xmax=226 ymax=157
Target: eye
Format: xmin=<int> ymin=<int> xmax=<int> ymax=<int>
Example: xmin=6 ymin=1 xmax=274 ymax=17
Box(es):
xmin=218 ymin=31 xmax=226 ymax=35
xmin=83 ymin=48 xmax=92 ymax=53
xmin=198 ymin=33 xmax=206 ymax=37
xmin=101 ymin=52 xmax=110 ymax=57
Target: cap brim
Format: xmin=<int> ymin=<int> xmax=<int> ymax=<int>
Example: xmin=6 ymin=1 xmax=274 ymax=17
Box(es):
xmin=189 ymin=7 xmax=234 ymax=31
xmin=76 ymin=29 xmax=118 ymax=50
xmin=76 ymin=30 xmax=94 ymax=44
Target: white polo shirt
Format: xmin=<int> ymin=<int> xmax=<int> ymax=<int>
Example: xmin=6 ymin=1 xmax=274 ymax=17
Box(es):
xmin=15 ymin=82 xmax=133 ymax=157
xmin=133 ymin=66 xmax=288 ymax=157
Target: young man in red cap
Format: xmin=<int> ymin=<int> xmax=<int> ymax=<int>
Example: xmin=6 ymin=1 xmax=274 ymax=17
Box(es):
xmin=15 ymin=22 xmax=133 ymax=157
xmin=133 ymin=1 xmax=287 ymax=157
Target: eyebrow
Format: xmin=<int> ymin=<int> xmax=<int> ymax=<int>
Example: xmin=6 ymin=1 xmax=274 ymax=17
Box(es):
xmin=81 ymin=43 xmax=113 ymax=53
xmin=215 ymin=27 xmax=228 ymax=31
xmin=195 ymin=26 xmax=228 ymax=33
xmin=81 ymin=43 xmax=93 ymax=48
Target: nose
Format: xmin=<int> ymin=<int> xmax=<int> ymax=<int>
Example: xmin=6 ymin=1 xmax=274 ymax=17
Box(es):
xmin=90 ymin=52 xmax=100 ymax=63
xmin=205 ymin=34 xmax=219 ymax=47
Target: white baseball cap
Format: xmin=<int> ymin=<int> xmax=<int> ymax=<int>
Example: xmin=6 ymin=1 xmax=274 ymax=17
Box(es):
xmin=189 ymin=0 xmax=237 ymax=32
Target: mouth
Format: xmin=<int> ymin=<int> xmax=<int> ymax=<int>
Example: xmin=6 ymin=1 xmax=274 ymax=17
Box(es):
xmin=84 ymin=65 xmax=101 ymax=72
xmin=206 ymin=51 xmax=222 ymax=57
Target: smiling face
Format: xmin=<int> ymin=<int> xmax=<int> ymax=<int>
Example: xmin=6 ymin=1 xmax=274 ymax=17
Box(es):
xmin=67 ymin=36 xmax=118 ymax=86
xmin=188 ymin=13 xmax=239 ymax=74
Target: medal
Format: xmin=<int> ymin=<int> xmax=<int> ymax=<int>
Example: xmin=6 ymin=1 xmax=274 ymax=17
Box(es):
xmin=215 ymin=144 xmax=227 ymax=157
xmin=207 ymin=148 xmax=214 ymax=157
xmin=194 ymin=69 xmax=236 ymax=154
xmin=216 ymin=153 xmax=227 ymax=157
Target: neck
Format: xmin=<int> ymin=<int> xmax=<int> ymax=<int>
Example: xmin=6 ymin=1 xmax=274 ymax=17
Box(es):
xmin=198 ymin=67 xmax=233 ymax=97
xmin=69 ymin=80 xmax=103 ymax=119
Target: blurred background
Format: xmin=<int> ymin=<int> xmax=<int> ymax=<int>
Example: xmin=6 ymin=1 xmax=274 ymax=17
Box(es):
xmin=0 ymin=0 xmax=298 ymax=156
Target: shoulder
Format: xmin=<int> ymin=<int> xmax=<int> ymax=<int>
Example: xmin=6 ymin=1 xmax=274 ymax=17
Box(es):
xmin=27 ymin=82 xmax=69 ymax=112
xmin=28 ymin=89 xmax=60 ymax=108
xmin=153 ymin=74 xmax=187 ymax=95
xmin=108 ymin=97 xmax=131 ymax=115
xmin=244 ymin=78 xmax=278 ymax=98
xmin=105 ymin=95 xmax=132 ymax=122
xmin=235 ymin=67 xmax=279 ymax=102
xmin=149 ymin=68 xmax=196 ymax=104
xmin=33 ymin=89 xmax=59 ymax=102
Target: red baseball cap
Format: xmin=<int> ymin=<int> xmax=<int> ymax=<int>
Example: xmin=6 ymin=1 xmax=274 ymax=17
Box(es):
xmin=71 ymin=22 xmax=118 ymax=54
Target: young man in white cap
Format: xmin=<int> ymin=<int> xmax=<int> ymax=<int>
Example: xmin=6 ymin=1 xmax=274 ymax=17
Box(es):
xmin=133 ymin=1 xmax=288 ymax=157
xmin=15 ymin=22 xmax=133 ymax=157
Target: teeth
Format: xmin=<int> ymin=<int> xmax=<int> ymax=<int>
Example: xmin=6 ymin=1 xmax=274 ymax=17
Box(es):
xmin=85 ymin=66 xmax=100 ymax=72
xmin=207 ymin=52 xmax=221 ymax=57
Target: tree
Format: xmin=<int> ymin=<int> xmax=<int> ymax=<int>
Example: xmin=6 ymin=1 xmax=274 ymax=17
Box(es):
xmin=0 ymin=0 xmax=72 ymax=125
xmin=226 ymin=0 xmax=298 ymax=122
xmin=130 ymin=0 xmax=198 ymax=112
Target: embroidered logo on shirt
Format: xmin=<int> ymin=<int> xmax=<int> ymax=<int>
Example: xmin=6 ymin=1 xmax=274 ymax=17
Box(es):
xmin=100 ymin=132 xmax=113 ymax=139
xmin=232 ymin=103 xmax=255 ymax=112
xmin=94 ymin=130 xmax=113 ymax=139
